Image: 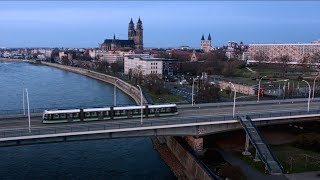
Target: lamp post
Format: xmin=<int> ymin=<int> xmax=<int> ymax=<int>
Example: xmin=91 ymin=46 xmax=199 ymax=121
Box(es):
xmin=302 ymin=80 xmax=311 ymax=112
xmin=137 ymin=85 xmax=143 ymax=124
xmin=25 ymin=88 xmax=31 ymax=133
xmin=22 ymin=84 xmax=25 ymax=115
xmin=114 ymin=79 xmax=119 ymax=106
xmin=191 ymin=78 xmax=197 ymax=106
xmin=273 ymin=79 xmax=288 ymax=99
xmin=312 ymin=74 xmax=320 ymax=100
xmin=257 ymin=76 xmax=267 ymax=102
xmin=229 ymin=82 xmax=236 ymax=118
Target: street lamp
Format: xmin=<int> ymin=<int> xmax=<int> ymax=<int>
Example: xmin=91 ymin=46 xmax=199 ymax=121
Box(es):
xmin=229 ymin=82 xmax=236 ymax=118
xmin=273 ymin=79 xmax=288 ymax=99
xmin=22 ymin=83 xmax=25 ymax=115
xmin=302 ymin=80 xmax=311 ymax=112
xmin=257 ymin=76 xmax=267 ymax=102
xmin=137 ymin=85 xmax=143 ymax=124
xmin=191 ymin=78 xmax=197 ymax=106
xmin=114 ymin=79 xmax=119 ymax=106
xmin=312 ymin=74 xmax=320 ymax=100
xmin=25 ymin=88 xmax=31 ymax=132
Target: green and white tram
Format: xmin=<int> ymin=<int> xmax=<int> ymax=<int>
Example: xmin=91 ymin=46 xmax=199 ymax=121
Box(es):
xmin=42 ymin=104 xmax=178 ymax=124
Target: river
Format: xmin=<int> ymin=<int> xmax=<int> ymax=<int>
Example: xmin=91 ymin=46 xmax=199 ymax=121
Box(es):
xmin=0 ymin=62 xmax=175 ymax=179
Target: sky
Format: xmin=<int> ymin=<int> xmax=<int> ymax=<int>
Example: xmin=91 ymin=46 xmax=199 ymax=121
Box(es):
xmin=0 ymin=1 xmax=320 ymax=48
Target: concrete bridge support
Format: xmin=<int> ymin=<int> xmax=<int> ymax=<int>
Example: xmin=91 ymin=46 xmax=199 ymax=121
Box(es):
xmin=184 ymin=136 xmax=204 ymax=155
xmin=242 ymin=134 xmax=251 ymax=155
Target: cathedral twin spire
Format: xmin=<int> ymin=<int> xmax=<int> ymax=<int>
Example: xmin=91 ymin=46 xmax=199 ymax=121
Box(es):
xmin=201 ymin=33 xmax=211 ymax=41
xmin=201 ymin=33 xmax=213 ymax=53
xmin=128 ymin=17 xmax=143 ymax=50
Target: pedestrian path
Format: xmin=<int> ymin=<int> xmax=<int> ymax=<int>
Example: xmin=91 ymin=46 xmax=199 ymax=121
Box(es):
xmin=217 ymin=149 xmax=288 ymax=180
xmin=246 ymin=67 xmax=256 ymax=73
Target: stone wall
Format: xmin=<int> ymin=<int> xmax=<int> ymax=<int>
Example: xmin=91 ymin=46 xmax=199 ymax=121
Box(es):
xmin=159 ymin=136 xmax=215 ymax=180
xmin=219 ymin=81 xmax=255 ymax=95
xmin=42 ymin=62 xmax=147 ymax=105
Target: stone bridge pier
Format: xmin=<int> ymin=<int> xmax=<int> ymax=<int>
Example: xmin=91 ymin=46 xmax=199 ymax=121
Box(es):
xmin=184 ymin=136 xmax=204 ymax=155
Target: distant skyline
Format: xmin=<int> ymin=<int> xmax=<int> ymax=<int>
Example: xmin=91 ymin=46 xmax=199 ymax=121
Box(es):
xmin=0 ymin=1 xmax=320 ymax=48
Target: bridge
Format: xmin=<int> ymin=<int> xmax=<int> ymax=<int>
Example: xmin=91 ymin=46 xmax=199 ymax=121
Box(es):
xmin=0 ymin=98 xmax=319 ymax=147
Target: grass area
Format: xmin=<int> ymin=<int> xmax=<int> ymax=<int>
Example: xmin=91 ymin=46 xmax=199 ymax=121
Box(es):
xmin=149 ymin=92 xmax=186 ymax=104
xmin=234 ymin=144 xmax=320 ymax=174
xmin=235 ymin=152 xmax=266 ymax=173
xmin=272 ymin=144 xmax=320 ymax=173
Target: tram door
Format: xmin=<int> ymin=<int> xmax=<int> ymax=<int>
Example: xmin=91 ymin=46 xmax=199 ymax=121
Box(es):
xmin=127 ymin=110 xmax=133 ymax=118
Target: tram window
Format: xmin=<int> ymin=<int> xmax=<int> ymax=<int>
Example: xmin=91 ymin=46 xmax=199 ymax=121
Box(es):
xmin=166 ymin=108 xmax=171 ymax=112
xmin=91 ymin=112 xmax=97 ymax=117
xmin=161 ymin=108 xmax=166 ymax=113
xmin=67 ymin=114 xmax=73 ymax=119
xmin=114 ymin=110 xmax=120 ymax=116
xmin=133 ymin=109 xmax=140 ymax=115
xmin=149 ymin=108 xmax=155 ymax=114
xmin=155 ymin=108 xmax=160 ymax=113
xmin=103 ymin=111 xmax=109 ymax=116
xmin=85 ymin=112 xmax=90 ymax=117
xmin=60 ymin=113 xmax=66 ymax=119
xmin=127 ymin=110 xmax=133 ymax=115
xmin=73 ymin=113 xmax=79 ymax=118
xmin=121 ymin=110 xmax=126 ymax=115
xmin=53 ymin=114 xmax=59 ymax=119
xmin=98 ymin=112 xmax=103 ymax=117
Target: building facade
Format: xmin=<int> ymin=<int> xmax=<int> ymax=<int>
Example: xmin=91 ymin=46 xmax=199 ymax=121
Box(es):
xmin=101 ymin=18 xmax=143 ymax=51
xmin=248 ymin=41 xmax=320 ymax=63
xmin=200 ymin=34 xmax=213 ymax=53
xmin=124 ymin=54 xmax=163 ymax=78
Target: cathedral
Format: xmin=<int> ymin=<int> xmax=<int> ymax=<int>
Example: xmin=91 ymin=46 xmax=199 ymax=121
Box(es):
xmin=100 ymin=17 xmax=143 ymax=51
xmin=200 ymin=34 xmax=213 ymax=53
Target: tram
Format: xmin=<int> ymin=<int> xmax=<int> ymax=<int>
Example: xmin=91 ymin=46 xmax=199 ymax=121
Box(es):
xmin=42 ymin=104 xmax=178 ymax=123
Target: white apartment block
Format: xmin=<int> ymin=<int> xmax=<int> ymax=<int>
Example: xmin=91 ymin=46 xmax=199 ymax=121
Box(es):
xmin=248 ymin=41 xmax=320 ymax=63
xmin=96 ymin=50 xmax=126 ymax=64
xmin=124 ymin=54 xmax=163 ymax=78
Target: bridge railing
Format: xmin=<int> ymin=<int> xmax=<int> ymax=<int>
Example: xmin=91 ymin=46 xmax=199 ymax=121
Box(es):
xmin=1 ymin=108 xmax=320 ymax=140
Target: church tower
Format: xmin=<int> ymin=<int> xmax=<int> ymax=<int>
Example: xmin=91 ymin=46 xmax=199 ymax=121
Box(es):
xmin=128 ymin=18 xmax=135 ymax=41
xmin=201 ymin=34 xmax=205 ymax=47
xmin=135 ymin=17 xmax=143 ymax=50
xmin=207 ymin=33 xmax=212 ymax=47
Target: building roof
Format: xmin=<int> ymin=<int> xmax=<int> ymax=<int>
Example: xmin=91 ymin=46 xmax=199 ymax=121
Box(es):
xmin=103 ymin=39 xmax=135 ymax=46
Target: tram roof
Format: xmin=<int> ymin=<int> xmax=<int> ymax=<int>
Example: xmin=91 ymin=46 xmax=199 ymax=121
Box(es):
xmin=44 ymin=109 xmax=80 ymax=114
xmin=148 ymin=104 xmax=176 ymax=108
xmin=84 ymin=107 xmax=111 ymax=112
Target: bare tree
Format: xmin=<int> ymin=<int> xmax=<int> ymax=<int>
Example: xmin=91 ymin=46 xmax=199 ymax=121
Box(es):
xmin=274 ymin=55 xmax=291 ymax=75
xmin=195 ymin=83 xmax=221 ymax=103
xmin=253 ymin=50 xmax=269 ymax=65
xmin=222 ymin=59 xmax=243 ymax=77
xmin=144 ymin=74 xmax=166 ymax=95
xmin=133 ymin=65 xmax=143 ymax=84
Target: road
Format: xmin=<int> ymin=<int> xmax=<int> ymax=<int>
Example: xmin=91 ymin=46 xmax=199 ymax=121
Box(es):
xmin=0 ymin=99 xmax=319 ymax=132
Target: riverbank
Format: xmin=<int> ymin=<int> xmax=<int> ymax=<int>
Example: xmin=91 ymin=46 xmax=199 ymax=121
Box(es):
xmin=0 ymin=58 xmax=30 ymax=63
xmin=41 ymin=62 xmax=147 ymax=105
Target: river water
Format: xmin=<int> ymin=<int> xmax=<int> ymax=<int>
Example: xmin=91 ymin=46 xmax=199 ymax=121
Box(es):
xmin=0 ymin=62 xmax=175 ymax=179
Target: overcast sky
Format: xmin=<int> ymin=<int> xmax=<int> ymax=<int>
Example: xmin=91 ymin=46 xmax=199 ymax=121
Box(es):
xmin=1 ymin=1 xmax=320 ymax=48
